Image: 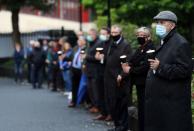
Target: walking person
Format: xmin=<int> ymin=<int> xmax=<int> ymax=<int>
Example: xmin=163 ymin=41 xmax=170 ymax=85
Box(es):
xmin=145 ymin=11 xmax=193 ymax=131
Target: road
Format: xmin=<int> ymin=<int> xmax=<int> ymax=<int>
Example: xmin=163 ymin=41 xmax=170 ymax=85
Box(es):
xmin=0 ymin=78 xmax=110 ymax=131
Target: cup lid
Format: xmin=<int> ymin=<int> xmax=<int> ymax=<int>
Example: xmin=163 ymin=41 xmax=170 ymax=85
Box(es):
xmin=146 ymin=50 xmax=155 ymax=53
xmin=57 ymin=51 xmax=63 ymax=55
xmin=120 ymin=55 xmax=127 ymax=59
xmin=96 ymin=47 xmax=103 ymax=51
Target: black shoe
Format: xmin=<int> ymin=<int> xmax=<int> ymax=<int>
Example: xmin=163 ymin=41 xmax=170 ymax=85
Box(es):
xmin=107 ymin=128 xmax=116 ymax=131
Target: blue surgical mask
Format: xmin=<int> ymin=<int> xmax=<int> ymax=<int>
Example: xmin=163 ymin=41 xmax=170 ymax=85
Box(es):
xmin=99 ymin=35 xmax=108 ymax=42
xmin=86 ymin=35 xmax=93 ymax=42
xmin=156 ymin=24 xmax=167 ymax=39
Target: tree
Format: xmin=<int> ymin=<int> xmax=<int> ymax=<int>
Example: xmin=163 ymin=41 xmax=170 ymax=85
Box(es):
xmin=83 ymin=0 xmax=194 ymax=50
xmin=0 ymin=0 xmax=51 ymax=45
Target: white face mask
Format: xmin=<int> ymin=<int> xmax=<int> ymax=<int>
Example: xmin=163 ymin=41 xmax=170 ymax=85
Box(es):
xmin=155 ymin=24 xmax=167 ymax=39
xmin=99 ymin=35 xmax=108 ymax=42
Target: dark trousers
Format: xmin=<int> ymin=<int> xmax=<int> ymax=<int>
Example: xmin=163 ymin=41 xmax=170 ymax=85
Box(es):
xmin=14 ymin=63 xmax=23 ymax=82
xmin=31 ymin=65 xmax=43 ymax=88
xmin=52 ymin=65 xmax=64 ymax=91
xmin=109 ymin=95 xmax=129 ymax=131
xmin=129 ymin=84 xmax=145 ymax=131
xmin=97 ymin=76 xmax=108 ymax=116
xmin=71 ymin=67 xmax=82 ymax=104
xmin=136 ymin=85 xmax=145 ymax=131
xmin=27 ymin=63 xmax=31 ymax=83
xmin=87 ymin=77 xmax=99 ymax=107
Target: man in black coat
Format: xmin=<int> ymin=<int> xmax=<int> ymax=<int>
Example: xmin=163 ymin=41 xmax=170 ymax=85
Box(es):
xmin=105 ymin=25 xmax=132 ymax=131
xmin=29 ymin=41 xmax=46 ymax=89
xmin=94 ymin=27 xmax=112 ymax=120
xmin=85 ymin=28 xmax=102 ymax=113
xmin=145 ymin=11 xmax=193 ymax=131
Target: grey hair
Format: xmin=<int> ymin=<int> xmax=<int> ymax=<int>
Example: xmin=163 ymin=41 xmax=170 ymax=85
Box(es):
xmin=136 ymin=27 xmax=151 ymax=37
xmin=111 ymin=24 xmax=122 ymax=33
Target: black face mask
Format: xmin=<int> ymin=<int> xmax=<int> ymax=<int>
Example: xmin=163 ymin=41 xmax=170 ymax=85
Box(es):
xmin=112 ymin=35 xmax=121 ymax=42
xmin=137 ymin=37 xmax=146 ymax=45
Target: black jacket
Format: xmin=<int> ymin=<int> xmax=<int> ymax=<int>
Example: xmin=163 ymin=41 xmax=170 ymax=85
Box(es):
xmin=104 ymin=37 xmax=132 ymax=100
xmin=95 ymin=39 xmax=111 ymax=77
xmin=30 ymin=48 xmax=46 ymax=67
xmin=129 ymin=42 xmax=155 ymax=86
xmin=145 ymin=29 xmax=193 ymax=131
xmin=85 ymin=38 xmax=101 ymax=78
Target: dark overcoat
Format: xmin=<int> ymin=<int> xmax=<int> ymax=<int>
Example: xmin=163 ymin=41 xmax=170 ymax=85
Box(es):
xmin=104 ymin=37 xmax=132 ymax=110
xmin=145 ymin=29 xmax=193 ymax=131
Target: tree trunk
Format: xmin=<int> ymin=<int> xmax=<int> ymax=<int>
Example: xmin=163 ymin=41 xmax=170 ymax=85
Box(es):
xmin=11 ymin=8 xmax=21 ymax=45
xmin=191 ymin=23 xmax=194 ymax=56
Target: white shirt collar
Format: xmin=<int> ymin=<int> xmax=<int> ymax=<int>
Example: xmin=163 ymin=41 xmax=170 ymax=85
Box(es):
xmin=115 ymin=36 xmax=122 ymax=44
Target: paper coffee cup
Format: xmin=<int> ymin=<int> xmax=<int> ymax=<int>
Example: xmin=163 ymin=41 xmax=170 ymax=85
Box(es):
xmin=120 ymin=55 xmax=127 ymax=63
xmin=146 ymin=50 xmax=155 ymax=59
xmin=96 ymin=47 xmax=103 ymax=54
xmin=57 ymin=51 xmax=63 ymax=55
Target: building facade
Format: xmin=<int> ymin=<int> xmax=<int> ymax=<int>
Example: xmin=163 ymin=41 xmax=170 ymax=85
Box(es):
xmin=21 ymin=0 xmax=92 ymax=23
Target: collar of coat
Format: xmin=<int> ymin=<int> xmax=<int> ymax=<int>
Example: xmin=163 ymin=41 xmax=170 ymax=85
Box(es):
xmin=155 ymin=27 xmax=177 ymax=52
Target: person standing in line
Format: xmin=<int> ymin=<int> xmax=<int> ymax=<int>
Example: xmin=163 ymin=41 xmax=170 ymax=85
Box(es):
xmin=145 ymin=11 xmax=193 ymax=131
xmin=121 ymin=27 xmax=155 ymax=131
xmin=85 ymin=28 xmax=102 ymax=113
xmin=29 ymin=41 xmax=46 ymax=89
xmin=68 ymin=35 xmax=86 ymax=107
xmin=13 ymin=43 xmax=24 ymax=83
xmin=59 ymin=42 xmax=73 ymax=96
xmin=94 ymin=27 xmax=112 ymax=121
xmin=105 ymin=25 xmax=132 ymax=131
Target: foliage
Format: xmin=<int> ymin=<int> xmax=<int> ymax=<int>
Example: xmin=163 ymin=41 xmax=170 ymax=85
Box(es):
xmin=0 ymin=0 xmax=51 ymax=45
xmin=83 ymin=0 xmax=194 ymax=54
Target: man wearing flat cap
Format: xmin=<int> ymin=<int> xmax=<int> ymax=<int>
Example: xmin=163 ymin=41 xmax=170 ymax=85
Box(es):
xmin=145 ymin=10 xmax=193 ymax=131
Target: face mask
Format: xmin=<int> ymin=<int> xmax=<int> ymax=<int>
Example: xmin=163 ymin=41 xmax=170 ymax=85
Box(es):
xmin=112 ymin=35 xmax=121 ymax=42
xmin=156 ymin=24 xmax=167 ymax=39
xmin=99 ymin=35 xmax=108 ymax=42
xmin=86 ymin=35 xmax=93 ymax=42
xmin=137 ymin=37 xmax=146 ymax=45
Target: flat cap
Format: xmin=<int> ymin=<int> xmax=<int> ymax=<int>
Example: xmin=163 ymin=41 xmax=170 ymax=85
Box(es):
xmin=153 ymin=11 xmax=177 ymax=23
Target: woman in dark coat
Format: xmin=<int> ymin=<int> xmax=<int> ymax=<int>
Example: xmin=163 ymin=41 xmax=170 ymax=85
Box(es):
xmin=145 ymin=11 xmax=193 ymax=131
xmin=121 ymin=27 xmax=155 ymax=131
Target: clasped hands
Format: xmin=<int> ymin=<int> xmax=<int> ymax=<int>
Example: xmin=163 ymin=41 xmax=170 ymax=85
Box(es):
xmin=95 ymin=52 xmax=104 ymax=61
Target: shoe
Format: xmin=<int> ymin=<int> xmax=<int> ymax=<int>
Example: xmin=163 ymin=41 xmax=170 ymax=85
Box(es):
xmin=105 ymin=115 xmax=112 ymax=121
xmin=108 ymin=127 xmax=127 ymax=131
xmin=107 ymin=128 xmax=116 ymax=131
xmin=89 ymin=107 xmax=99 ymax=113
xmin=68 ymin=103 xmax=75 ymax=108
xmin=93 ymin=114 xmax=106 ymax=120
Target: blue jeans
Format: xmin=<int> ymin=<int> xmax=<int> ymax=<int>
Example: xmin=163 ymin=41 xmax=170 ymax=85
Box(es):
xmin=62 ymin=70 xmax=72 ymax=92
xmin=14 ymin=63 xmax=23 ymax=82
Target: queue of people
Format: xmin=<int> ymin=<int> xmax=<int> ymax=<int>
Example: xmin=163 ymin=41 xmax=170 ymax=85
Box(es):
xmin=12 ymin=10 xmax=193 ymax=131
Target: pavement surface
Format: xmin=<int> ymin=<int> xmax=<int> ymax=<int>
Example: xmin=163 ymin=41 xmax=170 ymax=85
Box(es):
xmin=0 ymin=78 xmax=110 ymax=131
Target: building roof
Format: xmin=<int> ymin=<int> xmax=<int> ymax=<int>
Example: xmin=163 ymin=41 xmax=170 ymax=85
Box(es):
xmin=0 ymin=10 xmax=96 ymax=33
